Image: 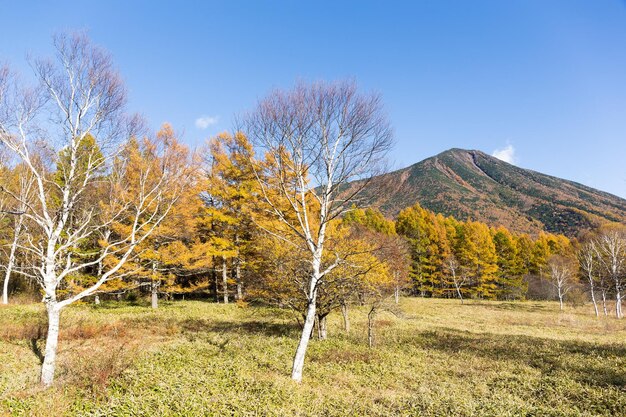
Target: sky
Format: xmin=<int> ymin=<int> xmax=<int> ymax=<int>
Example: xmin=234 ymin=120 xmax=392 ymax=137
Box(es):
xmin=1 ymin=1 xmax=626 ymax=197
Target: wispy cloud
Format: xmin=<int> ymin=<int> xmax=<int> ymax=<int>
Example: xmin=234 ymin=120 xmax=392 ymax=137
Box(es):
xmin=195 ymin=115 xmax=219 ymax=130
xmin=492 ymin=144 xmax=516 ymax=164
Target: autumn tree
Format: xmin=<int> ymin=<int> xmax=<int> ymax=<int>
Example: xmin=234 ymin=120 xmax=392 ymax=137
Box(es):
xmin=344 ymin=208 xmax=410 ymax=303
xmin=396 ymin=204 xmax=449 ymax=296
xmin=0 ymin=163 xmax=36 ymax=304
xmin=110 ymin=126 xmax=203 ymax=309
xmin=492 ymin=226 xmax=527 ymax=300
xmin=243 ymin=80 xmax=392 ymax=382
xmin=202 ymin=132 xmax=259 ymax=303
xmin=0 ymin=33 xmax=192 ymax=386
xmin=343 ymin=207 xmax=396 ymax=235
xmin=455 ymin=221 xmax=499 ymax=299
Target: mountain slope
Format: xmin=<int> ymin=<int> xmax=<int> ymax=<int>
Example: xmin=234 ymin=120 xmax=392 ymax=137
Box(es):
xmin=360 ymin=148 xmax=626 ymax=237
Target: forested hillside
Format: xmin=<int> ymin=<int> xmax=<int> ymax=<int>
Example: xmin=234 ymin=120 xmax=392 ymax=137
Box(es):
xmin=356 ymin=148 xmax=626 ymax=237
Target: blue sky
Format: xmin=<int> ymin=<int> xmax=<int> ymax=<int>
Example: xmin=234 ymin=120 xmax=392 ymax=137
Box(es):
xmin=2 ymin=1 xmax=626 ymax=197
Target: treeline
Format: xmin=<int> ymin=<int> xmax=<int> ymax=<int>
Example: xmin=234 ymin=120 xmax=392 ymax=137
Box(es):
xmin=0 ymin=118 xmax=619 ymax=314
xmin=0 ymin=131 xmax=405 ymax=310
xmin=346 ymin=204 xmax=626 ymax=319
xmin=394 ymin=204 xmax=572 ymax=301
xmin=1 ymin=127 xmax=611 ymax=313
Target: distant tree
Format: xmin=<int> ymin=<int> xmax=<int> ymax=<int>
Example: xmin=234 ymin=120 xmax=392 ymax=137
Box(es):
xmin=396 ymin=204 xmax=449 ymax=297
xmin=492 ymin=226 xmax=527 ymax=300
xmin=344 ymin=208 xmax=410 ymax=303
xmin=593 ymin=226 xmax=626 ymax=318
xmin=455 ymin=221 xmax=499 ymax=299
xmin=578 ymin=240 xmax=600 ymax=317
xmin=243 ymin=80 xmax=392 ymax=382
xmin=444 ymin=254 xmax=467 ymax=304
xmin=547 ymin=255 xmax=577 ymax=311
xmin=343 ymin=207 xmax=396 ymax=235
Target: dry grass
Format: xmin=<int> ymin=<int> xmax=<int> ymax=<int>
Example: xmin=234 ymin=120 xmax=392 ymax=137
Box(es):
xmin=1 ymin=298 xmax=625 ymax=416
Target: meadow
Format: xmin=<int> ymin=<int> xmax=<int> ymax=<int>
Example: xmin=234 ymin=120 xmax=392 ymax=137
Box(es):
xmin=1 ymin=298 xmax=625 ymax=416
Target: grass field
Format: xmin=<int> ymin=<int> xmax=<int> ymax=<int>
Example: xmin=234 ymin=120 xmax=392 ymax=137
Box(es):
xmin=1 ymin=298 xmax=625 ymax=416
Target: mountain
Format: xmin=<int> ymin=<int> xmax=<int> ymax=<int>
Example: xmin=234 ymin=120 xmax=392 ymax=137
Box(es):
xmin=358 ymin=148 xmax=626 ymax=237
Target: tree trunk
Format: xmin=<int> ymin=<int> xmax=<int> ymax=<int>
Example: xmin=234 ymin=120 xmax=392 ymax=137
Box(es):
xmin=558 ymin=289 xmax=564 ymax=311
xmin=616 ymin=287 xmax=623 ymax=319
xmin=455 ymin=284 xmax=464 ymax=305
xmin=236 ymin=261 xmax=242 ymax=301
xmin=151 ymin=282 xmax=159 ymax=309
xmin=590 ymin=288 xmax=599 ymax=318
xmin=222 ymin=257 xmax=229 ymax=304
xmin=41 ymin=303 xmax=60 ymax=387
xmin=341 ymin=302 xmax=350 ymax=333
xmin=602 ymin=290 xmax=608 ymax=316
xmin=291 ymin=298 xmax=316 ymax=382
xmin=213 ymin=264 xmax=219 ymax=303
xmin=2 ymin=220 xmax=21 ymax=305
xmin=368 ymin=307 xmax=376 ymax=348
xmin=315 ymin=315 xmax=320 ymax=339
xmin=94 ymin=295 xmax=100 ymax=305
xmin=1 ymin=268 xmax=10 ymax=305
xmin=317 ymin=314 xmax=327 ymax=340
xmin=394 ymin=286 xmax=400 ymax=304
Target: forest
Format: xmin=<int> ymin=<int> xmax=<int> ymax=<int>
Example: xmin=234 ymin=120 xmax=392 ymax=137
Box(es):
xmin=1 ymin=33 xmax=625 ymax=416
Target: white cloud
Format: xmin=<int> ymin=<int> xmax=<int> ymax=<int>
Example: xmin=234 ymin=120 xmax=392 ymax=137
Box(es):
xmin=492 ymin=144 xmax=516 ymax=164
xmin=195 ymin=115 xmax=219 ymax=130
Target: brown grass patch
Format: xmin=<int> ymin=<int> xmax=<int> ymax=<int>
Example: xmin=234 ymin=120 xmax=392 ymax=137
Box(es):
xmin=60 ymin=338 xmax=138 ymax=394
xmin=0 ymin=321 xmax=46 ymax=342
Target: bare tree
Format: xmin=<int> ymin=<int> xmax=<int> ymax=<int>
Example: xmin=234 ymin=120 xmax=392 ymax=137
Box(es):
xmin=243 ymin=80 xmax=392 ymax=382
xmin=0 ymin=33 xmax=192 ymax=386
xmin=594 ymin=228 xmax=626 ymax=319
xmin=445 ymin=254 xmax=468 ymax=304
xmin=547 ymin=255 xmax=577 ymax=311
xmin=578 ymin=241 xmax=600 ymax=317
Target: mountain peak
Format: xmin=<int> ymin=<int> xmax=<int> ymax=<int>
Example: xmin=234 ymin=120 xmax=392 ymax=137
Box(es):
xmin=361 ymin=149 xmax=626 ymax=237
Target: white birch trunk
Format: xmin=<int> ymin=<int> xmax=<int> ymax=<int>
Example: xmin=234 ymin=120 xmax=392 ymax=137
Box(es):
xmin=236 ymin=261 xmax=242 ymax=301
xmin=341 ymin=302 xmax=350 ymax=333
xmin=590 ymin=288 xmax=599 ymax=317
xmin=41 ymin=302 xmax=60 ymax=387
xmin=151 ymin=282 xmax=159 ymax=309
xmin=1 ymin=218 xmax=21 ymax=305
xmin=367 ymin=308 xmax=376 ymax=348
xmin=222 ymin=257 xmax=229 ymax=304
xmin=455 ymin=283 xmax=464 ymax=305
xmin=291 ymin=297 xmax=316 ymax=382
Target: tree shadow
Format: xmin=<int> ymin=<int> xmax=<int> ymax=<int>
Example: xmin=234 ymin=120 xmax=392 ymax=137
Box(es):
xmin=463 ymin=301 xmax=552 ymax=312
xmin=29 ymin=322 xmax=46 ymax=364
xmin=412 ymin=328 xmax=626 ymax=388
xmin=180 ymin=318 xmax=299 ymax=338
